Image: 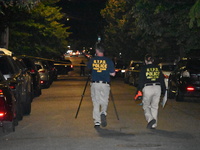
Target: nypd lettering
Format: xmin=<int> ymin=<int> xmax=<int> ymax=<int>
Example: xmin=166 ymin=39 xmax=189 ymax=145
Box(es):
xmin=146 ymin=67 xmax=160 ymax=81
xmin=92 ymin=60 xmax=107 ymax=72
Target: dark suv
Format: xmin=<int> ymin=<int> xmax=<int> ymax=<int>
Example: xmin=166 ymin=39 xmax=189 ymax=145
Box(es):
xmin=18 ymin=57 xmax=42 ymax=97
xmin=168 ymin=58 xmax=200 ymax=101
xmin=124 ymin=60 xmax=144 ymax=86
xmin=0 ymin=55 xmax=29 ymax=120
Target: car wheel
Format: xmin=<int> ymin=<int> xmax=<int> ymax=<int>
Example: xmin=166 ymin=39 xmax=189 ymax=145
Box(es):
xmin=124 ymin=75 xmax=129 ymax=84
xmin=168 ymin=89 xmax=175 ymax=99
xmin=2 ymin=121 xmax=15 ymax=133
xmin=128 ymin=76 xmax=134 ymax=85
xmin=176 ymin=89 xmax=184 ymax=102
xmin=16 ymin=101 xmax=23 ymax=121
xmin=23 ymin=93 xmax=32 ymax=115
xmin=167 ymin=77 xmax=175 ymax=99
xmin=34 ymin=88 xmax=42 ymax=97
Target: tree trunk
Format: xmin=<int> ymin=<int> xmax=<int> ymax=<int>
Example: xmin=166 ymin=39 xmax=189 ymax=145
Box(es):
xmin=0 ymin=27 xmax=9 ymax=49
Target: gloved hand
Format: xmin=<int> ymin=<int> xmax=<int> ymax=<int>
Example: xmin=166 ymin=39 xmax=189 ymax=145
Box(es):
xmin=134 ymin=91 xmax=143 ymax=100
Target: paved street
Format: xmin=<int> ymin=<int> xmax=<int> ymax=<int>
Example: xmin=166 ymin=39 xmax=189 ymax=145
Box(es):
xmin=0 ymin=56 xmax=200 ymax=150
xmin=0 ymin=73 xmax=200 ymax=150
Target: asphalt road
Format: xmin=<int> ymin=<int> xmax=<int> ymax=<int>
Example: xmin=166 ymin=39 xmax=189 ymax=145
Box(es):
xmin=0 ymin=56 xmax=200 ymax=150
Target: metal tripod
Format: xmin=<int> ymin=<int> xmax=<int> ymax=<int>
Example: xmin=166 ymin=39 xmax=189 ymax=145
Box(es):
xmin=75 ymin=75 xmax=90 ymax=119
xmin=75 ymin=76 xmax=120 ymax=120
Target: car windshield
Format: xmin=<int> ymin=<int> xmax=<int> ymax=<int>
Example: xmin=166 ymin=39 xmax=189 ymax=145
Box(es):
xmin=162 ymin=65 xmax=176 ymax=71
xmin=187 ymin=60 xmax=200 ymax=70
xmin=0 ymin=57 xmax=14 ymax=74
xmin=0 ymin=72 xmax=5 ymax=82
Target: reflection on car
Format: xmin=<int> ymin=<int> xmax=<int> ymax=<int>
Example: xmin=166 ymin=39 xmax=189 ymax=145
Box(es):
xmin=0 ymin=54 xmax=30 ymax=121
xmin=124 ymin=60 xmax=144 ymax=86
xmin=54 ymin=59 xmax=73 ymax=75
xmin=0 ymin=71 xmax=17 ymax=132
xmin=168 ymin=57 xmax=200 ymax=101
xmin=35 ymin=60 xmax=52 ymax=89
xmin=158 ymin=63 xmax=176 ymax=89
xmin=113 ymin=60 xmax=127 ymax=78
xmin=18 ymin=57 xmax=42 ymax=98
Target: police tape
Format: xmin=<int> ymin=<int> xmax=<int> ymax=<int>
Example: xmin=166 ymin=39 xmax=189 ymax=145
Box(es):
xmin=17 ymin=55 xmax=88 ymax=67
xmin=16 ymin=55 xmax=140 ymax=71
xmin=115 ymin=69 xmax=140 ymax=73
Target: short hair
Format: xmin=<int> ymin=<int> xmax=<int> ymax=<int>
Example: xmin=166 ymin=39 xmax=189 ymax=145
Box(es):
xmin=145 ymin=54 xmax=154 ymax=62
xmin=96 ymin=43 xmax=105 ymax=53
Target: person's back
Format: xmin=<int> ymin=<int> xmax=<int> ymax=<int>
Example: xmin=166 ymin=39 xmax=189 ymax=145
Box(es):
xmin=87 ymin=43 xmax=115 ymax=128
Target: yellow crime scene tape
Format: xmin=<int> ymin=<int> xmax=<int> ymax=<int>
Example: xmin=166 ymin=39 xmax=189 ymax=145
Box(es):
xmin=17 ymin=55 xmax=87 ymax=67
xmin=17 ymin=55 xmax=140 ymax=71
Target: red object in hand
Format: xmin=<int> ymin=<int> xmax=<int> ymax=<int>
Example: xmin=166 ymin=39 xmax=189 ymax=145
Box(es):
xmin=134 ymin=91 xmax=143 ymax=100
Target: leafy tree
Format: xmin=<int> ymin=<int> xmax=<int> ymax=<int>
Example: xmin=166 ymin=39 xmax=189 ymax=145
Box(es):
xmin=101 ymin=0 xmax=200 ymax=62
xmin=8 ymin=0 xmax=71 ymax=58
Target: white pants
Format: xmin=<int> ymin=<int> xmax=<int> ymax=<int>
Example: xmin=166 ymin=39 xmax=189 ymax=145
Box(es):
xmin=90 ymin=83 xmax=110 ymax=124
xmin=142 ymin=85 xmax=161 ymax=127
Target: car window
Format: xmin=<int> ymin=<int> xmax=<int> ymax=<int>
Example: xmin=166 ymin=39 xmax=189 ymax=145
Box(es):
xmin=36 ymin=64 xmax=42 ymax=70
xmin=162 ymin=65 xmax=176 ymax=71
xmin=42 ymin=61 xmax=50 ymax=69
xmin=0 ymin=57 xmax=14 ymax=74
xmin=0 ymin=71 xmax=5 ymax=82
xmin=187 ymin=60 xmax=200 ymax=70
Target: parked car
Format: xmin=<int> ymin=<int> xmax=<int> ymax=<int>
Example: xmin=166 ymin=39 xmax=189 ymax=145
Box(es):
xmin=14 ymin=58 xmax=33 ymax=115
xmin=0 ymin=71 xmax=18 ymax=132
xmin=0 ymin=48 xmax=12 ymax=56
xmin=18 ymin=56 xmax=42 ymax=98
xmin=168 ymin=57 xmax=200 ymax=101
xmin=0 ymin=55 xmax=27 ymax=120
xmin=124 ymin=60 xmax=144 ymax=86
xmin=54 ymin=59 xmax=73 ymax=75
xmin=47 ymin=60 xmax=58 ymax=81
xmin=114 ymin=60 xmax=127 ymax=78
xmin=35 ymin=60 xmax=52 ymax=89
xmin=158 ymin=62 xmax=176 ymax=89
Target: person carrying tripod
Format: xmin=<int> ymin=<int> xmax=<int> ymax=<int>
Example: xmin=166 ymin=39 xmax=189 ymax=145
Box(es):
xmin=87 ymin=43 xmax=115 ymax=128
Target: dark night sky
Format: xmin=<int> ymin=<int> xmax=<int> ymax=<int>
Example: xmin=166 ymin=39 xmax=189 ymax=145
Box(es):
xmin=57 ymin=0 xmax=107 ymax=49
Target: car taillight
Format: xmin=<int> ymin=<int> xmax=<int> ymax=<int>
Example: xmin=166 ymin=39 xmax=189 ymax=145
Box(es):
xmin=40 ymin=80 xmax=44 ymax=84
xmin=30 ymin=69 xmax=36 ymax=74
xmin=10 ymin=85 xmax=16 ymax=90
xmin=0 ymin=112 xmax=5 ymax=117
xmin=187 ymin=87 xmax=195 ymax=91
xmin=71 ymin=65 xmax=73 ymax=68
xmin=0 ymin=89 xmax=3 ymax=96
xmin=0 ymin=97 xmax=6 ymax=118
xmin=51 ymin=68 xmax=56 ymax=71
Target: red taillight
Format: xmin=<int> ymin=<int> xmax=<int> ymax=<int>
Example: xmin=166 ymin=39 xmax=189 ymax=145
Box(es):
xmin=0 ymin=97 xmax=6 ymax=117
xmin=51 ymin=68 xmax=56 ymax=71
xmin=187 ymin=87 xmax=195 ymax=91
xmin=30 ymin=69 xmax=35 ymax=73
xmin=10 ymin=85 xmax=16 ymax=90
xmin=71 ymin=65 xmax=73 ymax=68
xmin=0 ymin=89 xmax=3 ymax=95
xmin=115 ymin=69 xmax=119 ymax=72
xmin=0 ymin=112 xmax=5 ymax=117
xmin=40 ymin=80 xmax=44 ymax=84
